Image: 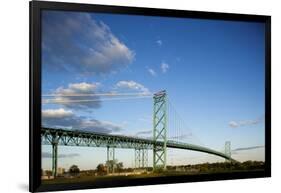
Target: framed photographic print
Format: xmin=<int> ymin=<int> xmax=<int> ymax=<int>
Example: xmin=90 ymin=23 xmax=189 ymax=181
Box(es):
xmin=30 ymin=1 xmax=271 ymax=192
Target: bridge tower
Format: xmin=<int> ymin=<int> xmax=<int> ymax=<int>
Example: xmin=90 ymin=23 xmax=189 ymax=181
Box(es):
xmin=153 ymin=90 xmax=167 ymax=170
xmin=225 ymin=141 xmax=231 ymax=162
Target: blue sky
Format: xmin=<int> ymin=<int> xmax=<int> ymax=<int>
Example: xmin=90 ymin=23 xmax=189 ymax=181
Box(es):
xmin=41 ymin=10 xmax=265 ymax=170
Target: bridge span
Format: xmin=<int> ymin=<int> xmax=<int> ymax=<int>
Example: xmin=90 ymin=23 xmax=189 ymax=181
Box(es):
xmin=42 ymin=127 xmax=236 ymax=176
xmin=41 ymin=90 xmax=236 ymax=177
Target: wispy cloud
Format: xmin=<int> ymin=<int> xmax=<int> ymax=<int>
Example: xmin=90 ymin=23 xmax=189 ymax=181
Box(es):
xmin=42 ymin=11 xmax=135 ymax=75
xmin=156 ymin=40 xmax=162 ymax=46
xmin=138 ymin=116 xmax=151 ymax=123
xmin=169 ymin=133 xmax=192 ymax=140
xmin=42 ymin=152 xmax=80 ymax=158
xmin=135 ymin=130 xmax=152 ymax=136
xmin=161 ymin=62 xmax=169 ymax=73
xmin=229 ymin=116 xmax=264 ymax=128
xmin=147 ymin=68 xmax=157 ymax=76
xmin=232 ymin=145 xmax=264 ymax=152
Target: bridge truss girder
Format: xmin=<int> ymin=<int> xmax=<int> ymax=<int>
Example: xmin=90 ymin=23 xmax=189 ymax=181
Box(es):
xmin=41 ymin=128 xmax=154 ymax=149
xmin=41 ymin=128 xmax=156 ymax=177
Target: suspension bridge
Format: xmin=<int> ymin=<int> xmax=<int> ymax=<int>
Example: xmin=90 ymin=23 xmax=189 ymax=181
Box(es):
xmin=42 ymin=90 xmax=236 ymax=177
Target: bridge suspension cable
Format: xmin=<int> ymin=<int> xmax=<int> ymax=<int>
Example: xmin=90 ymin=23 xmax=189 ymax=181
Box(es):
xmin=42 ymin=92 xmax=153 ymax=104
xmin=42 ymin=92 xmax=153 ymax=97
xmin=167 ymin=99 xmax=204 ymax=146
xmin=42 ymin=95 xmax=152 ymax=104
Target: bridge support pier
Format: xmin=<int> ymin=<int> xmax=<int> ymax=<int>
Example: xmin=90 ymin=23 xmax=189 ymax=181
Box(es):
xmin=51 ymin=136 xmax=58 ymax=177
xmin=135 ymin=148 xmax=148 ymax=169
xmin=153 ymin=90 xmax=167 ymax=171
xmin=142 ymin=149 xmax=148 ymax=168
xmin=135 ymin=149 xmax=141 ymax=168
xmin=107 ymin=146 xmax=115 ymax=173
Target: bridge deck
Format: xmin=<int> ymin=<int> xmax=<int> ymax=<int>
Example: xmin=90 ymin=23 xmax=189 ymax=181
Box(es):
xmin=41 ymin=127 xmax=235 ymax=162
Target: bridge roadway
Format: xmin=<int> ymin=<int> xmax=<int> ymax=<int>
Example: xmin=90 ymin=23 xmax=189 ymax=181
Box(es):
xmin=41 ymin=127 xmax=235 ymax=162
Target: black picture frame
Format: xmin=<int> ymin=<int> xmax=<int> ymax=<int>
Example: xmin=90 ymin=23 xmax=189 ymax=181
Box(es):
xmin=30 ymin=1 xmax=271 ymax=192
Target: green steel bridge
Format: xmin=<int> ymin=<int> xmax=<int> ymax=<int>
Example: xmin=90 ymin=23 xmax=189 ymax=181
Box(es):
xmin=42 ymin=90 xmax=235 ymax=177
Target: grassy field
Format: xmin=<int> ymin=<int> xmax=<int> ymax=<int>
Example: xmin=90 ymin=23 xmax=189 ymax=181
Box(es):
xmin=42 ymin=169 xmax=265 ymax=185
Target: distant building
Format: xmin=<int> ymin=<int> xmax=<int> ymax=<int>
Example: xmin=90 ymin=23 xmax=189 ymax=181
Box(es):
xmin=42 ymin=169 xmax=47 ymax=176
xmin=41 ymin=169 xmax=54 ymax=180
xmin=41 ymin=175 xmax=54 ymax=180
xmin=57 ymin=167 xmax=65 ymax=175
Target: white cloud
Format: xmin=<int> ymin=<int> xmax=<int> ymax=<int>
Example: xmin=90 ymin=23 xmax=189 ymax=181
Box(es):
xmin=229 ymin=117 xmax=264 ymax=128
xmin=42 ymin=108 xmax=74 ymax=118
xmin=115 ymin=80 xmax=150 ymax=94
xmin=161 ymin=62 xmax=169 ymax=73
xmin=42 ymin=11 xmax=135 ymax=75
xmin=45 ymin=82 xmax=102 ymax=111
xmin=147 ymin=68 xmax=157 ymax=76
xmin=229 ymin=121 xmax=239 ymax=128
xmin=55 ymin=82 xmax=101 ymax=95
xmin=67 ymin=82 xmax=101 ymax=92
xmin=42 ymin=108 xmax=122 ymax=133
xmin=156 ymin=40 xmax=162 ymax=46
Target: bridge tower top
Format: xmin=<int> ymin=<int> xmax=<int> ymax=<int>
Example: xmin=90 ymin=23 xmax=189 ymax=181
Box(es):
xmin=154 ymin=90 xmax=166 ymax=97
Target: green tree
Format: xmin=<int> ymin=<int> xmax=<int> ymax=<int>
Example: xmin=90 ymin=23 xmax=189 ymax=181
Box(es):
xmin=96 ymin=163 xmax=107 ymax=175
xmin=69 ymin=165 xmax=80 ymax=176
xmin=116 ymin=162 xmax=124 ymax=172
